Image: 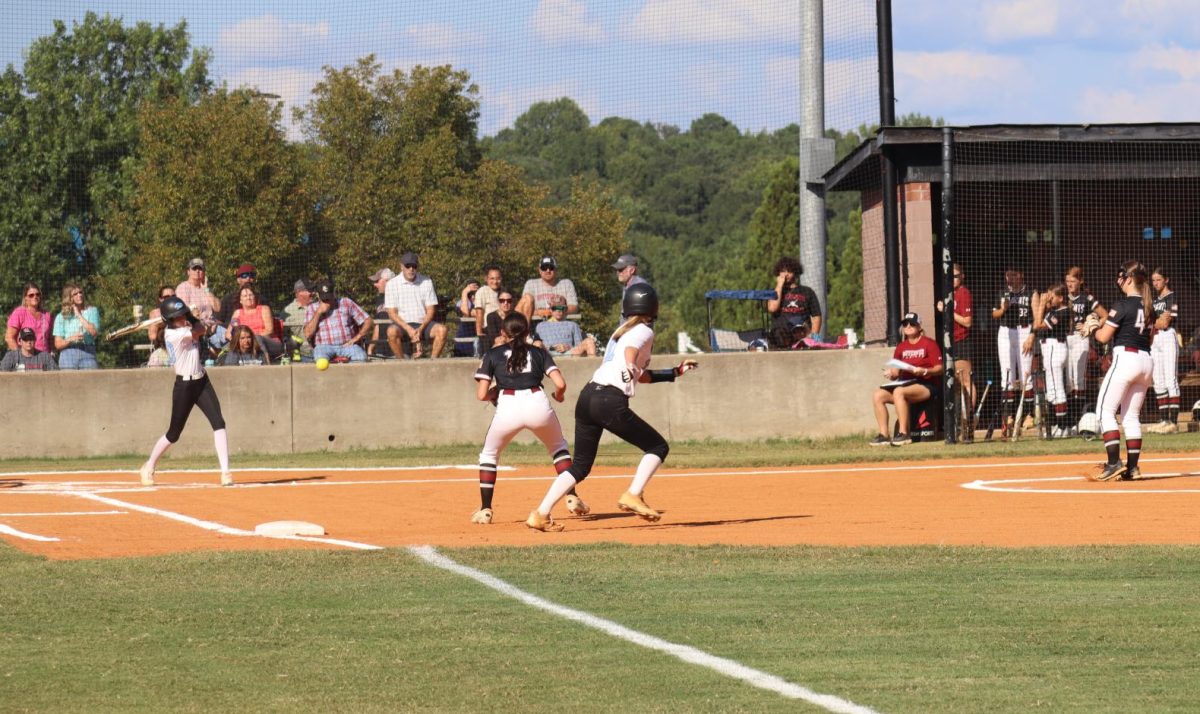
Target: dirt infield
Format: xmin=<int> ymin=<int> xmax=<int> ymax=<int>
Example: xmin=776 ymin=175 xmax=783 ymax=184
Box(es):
xmin=3 ymin=453 xmax=1200 ymax=560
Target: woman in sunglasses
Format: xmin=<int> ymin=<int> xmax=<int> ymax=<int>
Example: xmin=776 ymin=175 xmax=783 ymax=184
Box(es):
xmin=6 ymin=283 xmax=52 ymax=352
xmin=483 ymin=290 xmax=516 ymax=350
xmin=53 ymin=283 xmax=101 ymax=369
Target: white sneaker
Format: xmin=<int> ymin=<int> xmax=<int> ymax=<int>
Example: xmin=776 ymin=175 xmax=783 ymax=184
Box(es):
xmin=220 ymin=472 xmax=234 ymax=487
xmin=139 ymin=462 xmax=155 ymax=486
xmin=565 ymin=494 xmax=591 ymax=516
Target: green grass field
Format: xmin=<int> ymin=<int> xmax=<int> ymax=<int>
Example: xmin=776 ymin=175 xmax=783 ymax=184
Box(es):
xmin=4 ymin=436 xmax=1200 ymax=712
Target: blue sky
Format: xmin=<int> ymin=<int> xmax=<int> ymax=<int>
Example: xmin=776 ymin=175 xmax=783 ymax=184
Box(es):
xmin=3 ymin=1 xmax=1199 ymax=139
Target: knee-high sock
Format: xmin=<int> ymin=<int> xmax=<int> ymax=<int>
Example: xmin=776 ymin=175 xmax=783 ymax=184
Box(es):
xmin=628 ymin=454 xmax=663 ymax=497
xmin=213 ymin=428 xmax=230 ymax=473
xmin=147 ymin=435 xmax=173 ymax=470
xmin=538 ymin=472 xmax=579 ymax=516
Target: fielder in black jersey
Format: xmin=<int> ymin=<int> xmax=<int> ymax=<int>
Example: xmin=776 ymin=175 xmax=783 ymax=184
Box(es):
xmin=470 ymin=313 xmax=587 ymax=525
xmin=1092 ymin=262 xmax=1155 ymax=481
xmin=1064 ymin=267 xmax=1107 ymax=426
xmin=1148 ymin=268 xmax=1181 ymax=431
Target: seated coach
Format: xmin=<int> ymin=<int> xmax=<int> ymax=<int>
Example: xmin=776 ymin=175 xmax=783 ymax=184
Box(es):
xmin=870 ymin=312 xmax=943 ymax=447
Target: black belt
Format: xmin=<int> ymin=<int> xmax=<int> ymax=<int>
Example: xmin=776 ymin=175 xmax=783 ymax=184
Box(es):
xmin=500 ymin=386 xmax=541 ymax=395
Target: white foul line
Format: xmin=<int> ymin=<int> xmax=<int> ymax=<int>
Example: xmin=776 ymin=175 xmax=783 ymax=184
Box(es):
xmin=408 ymin=545 xmax=881 ymax=714
xmin=0 ymin=523 xmax=59 ymax=542
xmin=0 ymin=510 xmax=126 ymax=517
xmin=963 ymin=475 xmax=1200 ymax=494
xmin=12 ymin=484 xmax=882 ymax=711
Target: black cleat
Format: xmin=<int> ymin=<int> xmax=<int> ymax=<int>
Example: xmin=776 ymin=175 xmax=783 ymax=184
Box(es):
xmin=1120 ymin=466 xmax=1142 ymax=481
xmin=1093 ymin=461 xmax=1126 ymax=482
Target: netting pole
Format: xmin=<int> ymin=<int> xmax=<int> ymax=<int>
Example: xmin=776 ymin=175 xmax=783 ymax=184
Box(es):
xmin=877 ymin=0 xmax=900 ymax=345
xmin=940 ymin=128 xmax=957 ymax=444
xmin=800 ymin=0 xmax=831 ymax=330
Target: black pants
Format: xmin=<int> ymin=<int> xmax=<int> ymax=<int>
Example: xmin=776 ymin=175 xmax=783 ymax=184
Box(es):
xmin=570 ymin=383 xmax=668 ymax=481
xmin=166 ymin=375 xmax=226 ymax=443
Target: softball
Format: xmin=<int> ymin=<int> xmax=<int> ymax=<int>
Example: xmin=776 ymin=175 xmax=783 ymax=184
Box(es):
xmin=316 ymin=358 xmax=330 ymax=371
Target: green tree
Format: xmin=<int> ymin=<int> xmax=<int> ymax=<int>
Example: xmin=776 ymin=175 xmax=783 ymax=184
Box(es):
xmin=105 ymin=89 xmax=306 ymax=319
xmin=0 ymin=12 xmax=209 ymax=305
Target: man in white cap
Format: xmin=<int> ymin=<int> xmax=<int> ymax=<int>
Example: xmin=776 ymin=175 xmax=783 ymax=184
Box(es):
xmin=385 ymin=252 xmax=448 ymax=358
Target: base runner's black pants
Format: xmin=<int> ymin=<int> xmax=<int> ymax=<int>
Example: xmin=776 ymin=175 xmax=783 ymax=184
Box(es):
xmin=569 ymin=382 xmax=668 ymax=481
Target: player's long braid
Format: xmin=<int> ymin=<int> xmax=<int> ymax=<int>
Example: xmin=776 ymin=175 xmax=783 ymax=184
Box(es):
xmin=502 ymin=313 xmax=531 ymax=374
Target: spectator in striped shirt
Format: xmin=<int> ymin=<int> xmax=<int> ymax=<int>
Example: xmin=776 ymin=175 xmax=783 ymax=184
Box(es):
xmin=534 ymin=295 xmax=596 ymax=356
xmin=517 ymin=255 xmax=578 ymax=324
xmin=303 ymin=280 xmax=373 ymax=363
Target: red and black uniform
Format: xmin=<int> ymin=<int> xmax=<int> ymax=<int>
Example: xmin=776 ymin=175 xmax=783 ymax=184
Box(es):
xmin=1097 ymin=295 xmax=1153 ymax=469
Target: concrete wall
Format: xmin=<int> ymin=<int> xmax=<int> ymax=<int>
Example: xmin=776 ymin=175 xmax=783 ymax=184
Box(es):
xmin=0 ymin=348 xmax=890 ymax=458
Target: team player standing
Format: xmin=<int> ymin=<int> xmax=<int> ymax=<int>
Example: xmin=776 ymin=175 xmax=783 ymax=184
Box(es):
xmin=992 ymin=268 xmax=1037 ymax=437
xmin=1147 ymin=268 xmax=1180 ymax=433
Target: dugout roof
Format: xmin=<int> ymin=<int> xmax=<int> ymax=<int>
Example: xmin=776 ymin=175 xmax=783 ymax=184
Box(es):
xmin=823 ymin=123 xmax=1200 ymax=191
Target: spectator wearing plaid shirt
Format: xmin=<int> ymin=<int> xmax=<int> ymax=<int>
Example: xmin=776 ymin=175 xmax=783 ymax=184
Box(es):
xmin=385 ymin=252 xmax=448 ymax=358
xmin=534 ymin=295 xmax=596 ymax=356
xmin=304 ymin=280 xmax=373 ymax=363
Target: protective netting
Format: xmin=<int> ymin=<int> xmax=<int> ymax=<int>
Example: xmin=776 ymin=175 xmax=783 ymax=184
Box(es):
xmin=1 ymin=1 xmax=840 ymax=367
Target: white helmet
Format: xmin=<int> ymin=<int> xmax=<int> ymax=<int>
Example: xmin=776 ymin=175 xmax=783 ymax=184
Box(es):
xmin=1192 ymin=400 xmax=1200 ymax=423
xmin=1078 ymin=412 xmax=1099 ymax=439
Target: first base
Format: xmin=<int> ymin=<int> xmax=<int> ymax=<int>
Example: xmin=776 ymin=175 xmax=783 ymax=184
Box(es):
xmin=254 ymin=520 xmax=326 ymax=536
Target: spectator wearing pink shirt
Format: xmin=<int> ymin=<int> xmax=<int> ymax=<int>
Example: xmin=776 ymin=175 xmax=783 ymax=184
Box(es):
xmin=174 ymin=257 xmax=223 ymax=351
xmin=6 ymin=282 xmax=53 ymax=352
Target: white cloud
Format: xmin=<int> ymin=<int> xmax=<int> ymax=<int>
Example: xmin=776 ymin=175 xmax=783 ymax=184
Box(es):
xmin=403 ymin=23 xmax=486 ymax=52
xmin=1077 ymin=81 xmax=1200 ymax=122
xmin=223 ymin=66 xmax=324 ymax=141
xmin=630 ymin=0 xmax=798 ymax=43
xmin=1120 ymin=0 xmax=1200 ymax=38
xmin=218 ymin=15 xmax=331 ymax=63
xmin=983 ymin=0 xmax=1060 ymax=42
xmin=1133 ymin=43 xmax=1200 ymax=80
xmin=532 ymin=0 xmax=604 ymax=45
xmin=894 ymin=50 xmax=1025 ymax=118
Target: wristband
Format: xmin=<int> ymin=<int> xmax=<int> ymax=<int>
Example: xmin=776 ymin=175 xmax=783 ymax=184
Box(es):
xmin=648 ymin=368 xmax=677 ymax=383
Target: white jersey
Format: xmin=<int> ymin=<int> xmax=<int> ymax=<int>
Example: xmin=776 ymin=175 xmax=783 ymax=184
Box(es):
xmin=591 ymin=323 xmax=654 ymax=397
xmin=165 ymin=325 xmax=204 ymax=379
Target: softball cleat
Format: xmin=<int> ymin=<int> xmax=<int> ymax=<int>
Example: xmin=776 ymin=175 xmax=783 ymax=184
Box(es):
xmin=139 ymin=462 xmax=155 ymax=487
xmin=470 ymin=508 xmax=493 ymax=525
xmin=1091 ymin=462 xmax=1126 ymax=482
xmin=565 ymin=494 xmax=591 ymax=516
xmin=617 ymin=491 xmax=661 ymax=522
xmin=525 ymin=510 xmax=564 ymax=532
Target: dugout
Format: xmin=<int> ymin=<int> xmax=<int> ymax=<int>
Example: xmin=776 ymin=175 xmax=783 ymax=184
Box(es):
xmin=824 ymin=123 xmax=1200 ymax=365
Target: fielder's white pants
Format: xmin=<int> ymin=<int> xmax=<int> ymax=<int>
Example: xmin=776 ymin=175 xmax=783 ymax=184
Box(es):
xmin=1065 ymin=333 xmax=1090 ymax=394
xmin=479 ymin=389 xmax=569 ymax=468
xmin=997 ymin=326 xmax=1033 ymax=392
xmin=1097 ymin=348 xmax=1153 ymax=437
xmin=1151 ymin=329 xmax=1180 ymax=402
xmin=1041 ymin=339 xmax=1067 ymax=406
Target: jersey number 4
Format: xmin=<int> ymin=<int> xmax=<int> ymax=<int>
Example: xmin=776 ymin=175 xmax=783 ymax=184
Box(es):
xmin=1135 ymin=309 xmax=1145 ymax=332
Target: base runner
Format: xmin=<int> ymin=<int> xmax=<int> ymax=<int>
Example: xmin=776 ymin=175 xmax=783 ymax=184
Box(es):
xmin=138 ymin=297 xmax=232 ymax=487
xmin=472 ymin=313 xmax=586 ymax=525
xmin=526 ymin=284 xmax=697 ymax=531
xmin=1091 ymin=261 xmax=1154 ymax=482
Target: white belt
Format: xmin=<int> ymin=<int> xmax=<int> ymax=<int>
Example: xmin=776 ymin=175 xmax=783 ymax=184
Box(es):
xmin=178 ymin=373 xmax=205 ymax=381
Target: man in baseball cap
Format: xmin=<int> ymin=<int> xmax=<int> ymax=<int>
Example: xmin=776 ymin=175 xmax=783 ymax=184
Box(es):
xmin=1 ymin=327 xmax=58 ymax=371
xmin=614 ymin=253 xmax=649 ymax=317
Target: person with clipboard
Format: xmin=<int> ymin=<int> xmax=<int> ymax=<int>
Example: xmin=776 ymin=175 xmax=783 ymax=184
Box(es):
xmin=870 ymin=312 xmax=943 ymax=446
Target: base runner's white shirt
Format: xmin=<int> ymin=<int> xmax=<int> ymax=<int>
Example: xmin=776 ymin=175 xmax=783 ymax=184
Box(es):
xmin=591 ymin=323 xmax=654 ymax=397
xmin=166 ymin=326 xmax=204 ymax=379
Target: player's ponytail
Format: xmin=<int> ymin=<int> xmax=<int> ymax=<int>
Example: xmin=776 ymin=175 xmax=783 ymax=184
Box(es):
xmin=1119 ymin=260 xmax=1153 ymax=320
xmin=502 ymin=313 xmax=531 ymax=374
xmin=612 ymin=314 xmax=653 ymax=341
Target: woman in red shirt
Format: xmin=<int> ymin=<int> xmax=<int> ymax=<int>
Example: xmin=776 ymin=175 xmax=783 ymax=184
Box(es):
xmin=870 ymin=312 xmax=943 ymax=446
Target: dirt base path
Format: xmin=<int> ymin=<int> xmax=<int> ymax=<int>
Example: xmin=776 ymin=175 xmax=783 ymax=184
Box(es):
xmin=3 ymin=453 xmax=1199 ymax=560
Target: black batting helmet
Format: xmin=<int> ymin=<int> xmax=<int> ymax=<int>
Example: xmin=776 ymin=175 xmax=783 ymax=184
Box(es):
xmin=622 ymin=283 xmax=658 ymax=319
xmin=158 ymin=296 xmax=196 ymax=324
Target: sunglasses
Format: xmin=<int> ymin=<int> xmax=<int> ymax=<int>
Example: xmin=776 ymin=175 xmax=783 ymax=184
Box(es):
xmin=551 ymin=306 xmax=567 ymax=312
xmin=238 ymin=272 xmax=256 ymax=279
xmin=540 ymin=265 xmax=556 ymax=271
xmin=189 ymin=266 xmax=205 ymax=271
xmin=498 ymin=298 xmax=514 ymax=303
xmin=403 ymin=263 xmax=418 ymax=269
xmin=26 ymin=292 xmax=41 ymax=298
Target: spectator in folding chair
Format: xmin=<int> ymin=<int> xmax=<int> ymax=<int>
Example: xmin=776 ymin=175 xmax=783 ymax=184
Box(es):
xmin=303 ymin=280 xmax=373 ymax=363
xmin=767 ymin=256 xmax=823 ymax=345
xmin=870 ymin=312 xmax=943 ymax=447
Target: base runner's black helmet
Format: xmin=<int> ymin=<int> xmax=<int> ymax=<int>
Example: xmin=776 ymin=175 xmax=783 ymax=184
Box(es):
xmin=622 ymin=283 xmax=659 ymax=319
xmin=158 ymin=296 xmax=196 ymax=324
